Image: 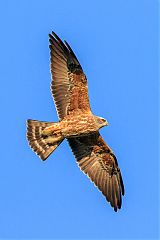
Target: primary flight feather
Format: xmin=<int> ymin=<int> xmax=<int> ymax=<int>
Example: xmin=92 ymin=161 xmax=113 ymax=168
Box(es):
xmin=26 ymin=31 xmax=125 ymax=211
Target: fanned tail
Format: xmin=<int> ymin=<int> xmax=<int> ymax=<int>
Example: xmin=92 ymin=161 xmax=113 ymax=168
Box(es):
xmin=26 ymin=119 xmax=64 ymax=160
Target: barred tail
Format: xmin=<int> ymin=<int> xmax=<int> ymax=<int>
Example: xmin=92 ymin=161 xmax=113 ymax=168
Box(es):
xmin=26 ymin=119 xmax=64 ymax=160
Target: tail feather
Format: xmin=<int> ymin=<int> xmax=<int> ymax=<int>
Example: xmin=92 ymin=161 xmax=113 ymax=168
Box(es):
xmin=26 ymin=119 xmax=63 ymax=160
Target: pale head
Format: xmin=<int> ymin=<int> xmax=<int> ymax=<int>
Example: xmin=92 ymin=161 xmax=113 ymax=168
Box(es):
xmin=95 ymin=116 xmax=109 ymax=129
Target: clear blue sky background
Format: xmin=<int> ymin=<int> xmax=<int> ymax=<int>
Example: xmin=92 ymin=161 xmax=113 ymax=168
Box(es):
xmin=0 ymin=0 xmax=158 ymax=239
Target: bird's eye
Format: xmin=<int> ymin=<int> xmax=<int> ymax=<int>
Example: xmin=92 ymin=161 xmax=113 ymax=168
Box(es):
xmin=97 ymin=118 xmax=105 ymax=124
xmin=101 ymin=118 xmax=106 ymax=122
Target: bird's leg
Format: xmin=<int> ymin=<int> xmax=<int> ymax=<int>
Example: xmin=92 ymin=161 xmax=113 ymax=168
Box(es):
xmin=42 ymin=123 xmax=60 ymax=136
xmin=44 ymin=135 xmax=62 ymax=144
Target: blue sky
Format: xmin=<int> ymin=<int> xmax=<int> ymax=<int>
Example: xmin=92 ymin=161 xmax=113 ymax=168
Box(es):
xmin=0 ymin=0 xmax=158 ymax=239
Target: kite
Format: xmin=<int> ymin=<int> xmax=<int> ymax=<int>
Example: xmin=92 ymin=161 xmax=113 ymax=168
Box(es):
xmin=27 ymin=32 xmax=125 ymax=211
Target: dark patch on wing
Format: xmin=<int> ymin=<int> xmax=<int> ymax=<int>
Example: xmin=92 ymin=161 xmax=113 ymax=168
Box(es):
xmin=68 ymin=132 xmax=124 ymax=211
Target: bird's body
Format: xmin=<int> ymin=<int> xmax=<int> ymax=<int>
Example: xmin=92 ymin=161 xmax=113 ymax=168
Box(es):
xmin=43 ymin=112 xmax=107 ymax=139
xmin=27 ymin=31 xmax=125 ymax=211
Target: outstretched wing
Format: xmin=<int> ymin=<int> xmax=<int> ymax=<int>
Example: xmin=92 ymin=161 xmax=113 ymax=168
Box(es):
xmin=68 ymin=132 xmax=124 ymax=211
xmin=49 ymin=32 xmax=91 ymax=120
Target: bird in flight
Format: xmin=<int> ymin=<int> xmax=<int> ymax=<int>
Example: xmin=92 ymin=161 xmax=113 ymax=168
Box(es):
xmin=27 ymin=31 xmax=124 ymax=211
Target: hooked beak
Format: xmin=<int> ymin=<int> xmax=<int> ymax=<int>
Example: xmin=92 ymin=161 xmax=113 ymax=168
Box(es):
xmin=100 ymin=117 xmax=109 ymax=126
xmin=106 ymin=120 xmax=109 ymax=126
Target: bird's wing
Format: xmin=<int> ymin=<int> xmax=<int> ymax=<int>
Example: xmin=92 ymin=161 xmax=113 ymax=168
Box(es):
xmin=49 ymin=32 xmax=91 ymax=121
xmin=68 ymin=132 xmax=124 ymax=211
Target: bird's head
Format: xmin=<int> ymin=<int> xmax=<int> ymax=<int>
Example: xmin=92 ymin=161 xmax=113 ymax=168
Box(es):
xmin=95 ymin=116 xmax=109 ymax=129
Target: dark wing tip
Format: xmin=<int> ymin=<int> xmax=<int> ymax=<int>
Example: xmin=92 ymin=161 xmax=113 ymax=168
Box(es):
xmin=114 ymin=207 xmax=118 ymax=212
xmin=49 ymin=38 xmax=53 ymax=45
xmin=51 ymin=31 xmax=60 ymax=40
xmin=64 ymin=40 xmax=80 ymax=65
xmin=120 ymin=173 xmax=125 ymax=196
xmin=49 ymin=31 xmax=68 ymax=54
xmin=49 ymin=31 xmax=83 ymax=73
xmin=48 ymin=33 xmax=53 ymax=39
xmin=105 ymin=171 xmax=124 ymax=212
xmin=51 ymin=31 xmax=68 ymax=51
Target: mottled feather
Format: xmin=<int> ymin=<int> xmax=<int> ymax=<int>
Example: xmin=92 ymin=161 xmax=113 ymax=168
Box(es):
xmin=68 ymin=132 xmax=124 ymax=211
xmin=49 ymin=31 xmax=91 ymax=120
xmin=27 ymin=120 xmax=63 ymax=160
xmin=26 ymin=32 xmax=125 ymax=212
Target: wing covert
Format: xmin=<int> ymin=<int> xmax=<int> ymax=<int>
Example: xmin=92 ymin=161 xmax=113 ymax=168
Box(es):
xmin=49 ymin=32 xmax=91 ymax=120
xmin=68 ymin=132 xmax=124 ymax=211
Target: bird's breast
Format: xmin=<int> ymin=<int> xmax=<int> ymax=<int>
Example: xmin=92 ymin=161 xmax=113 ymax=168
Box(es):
xmin=60 ymin=114 xmax=98 ymax=137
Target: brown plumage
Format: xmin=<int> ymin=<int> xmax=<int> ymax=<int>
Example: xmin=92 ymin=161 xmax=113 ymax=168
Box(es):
xmin=26 ymin=31 xmax=125 ymax=211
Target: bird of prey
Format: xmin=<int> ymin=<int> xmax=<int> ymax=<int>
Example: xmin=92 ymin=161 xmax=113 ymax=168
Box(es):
xmin=27 ymin=31 xmax=124 ymax=211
